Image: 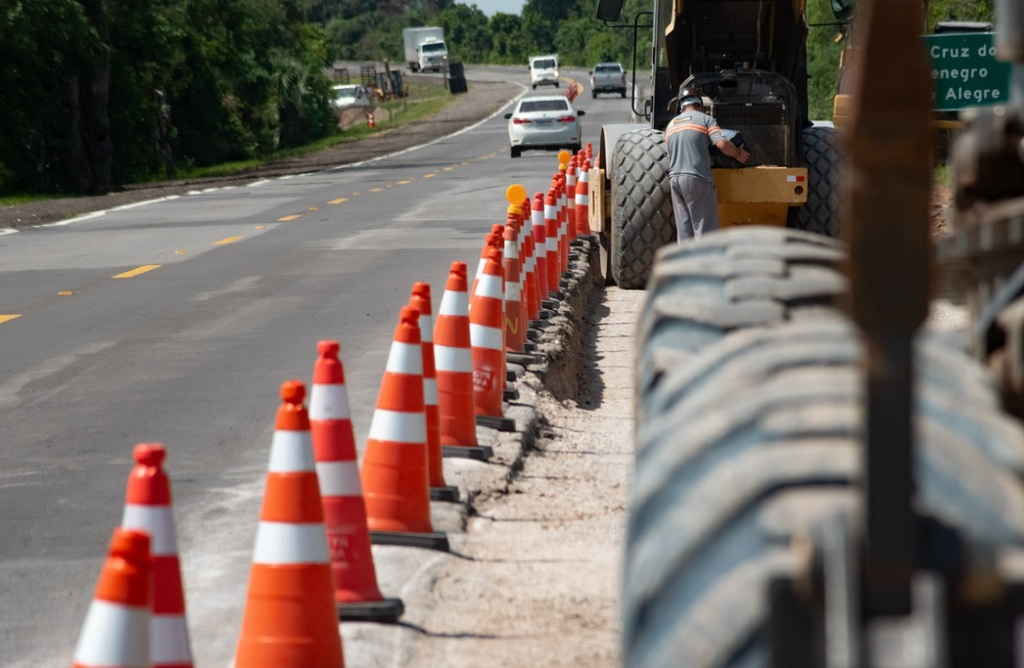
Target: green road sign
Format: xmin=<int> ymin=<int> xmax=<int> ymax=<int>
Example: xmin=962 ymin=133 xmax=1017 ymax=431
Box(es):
xmin=924 ymin=32 xmax=1012 ymax=111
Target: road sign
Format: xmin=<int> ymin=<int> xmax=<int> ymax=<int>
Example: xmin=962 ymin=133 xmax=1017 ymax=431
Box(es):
xmin=924 ymin=32 xmax=1012 ymax=111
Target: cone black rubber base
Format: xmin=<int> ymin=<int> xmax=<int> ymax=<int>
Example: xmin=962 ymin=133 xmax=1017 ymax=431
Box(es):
xmin=541 ymin=299 xmax=559 ymax=311
xmin=337 ymin=597 xmax=405 ymax=623
xmin=442 ymin=444 xmax=494 ymax=460
xmin=503 ymin=387 xmax=519 ymax=401
xmin=526 ymin=327 xmax=542 ymax=340
xmin=430 ymin=485 xmax=460 ymax=502
xmin=506 ymin=368 xmax=517 ymax=382
xmin=523 ymin=340 xmax=537 ymax=352
xmin=369 ymin=529 xmax=449 ymax=552
xmin=508 ymin=352 xmax=544 ymax=366
xmin=476 ymin=414 xmax=516 ymax=432
xmin=537 ymin=310 xmax=552 ymax=320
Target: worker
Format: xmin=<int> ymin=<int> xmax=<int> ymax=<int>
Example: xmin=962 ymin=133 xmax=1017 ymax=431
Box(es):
xmin=666 ymin=86 xmax=750 ymax=241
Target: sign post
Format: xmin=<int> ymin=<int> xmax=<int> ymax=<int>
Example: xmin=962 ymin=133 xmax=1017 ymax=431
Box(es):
xmin=923 ymin=32 xmax=1012 ymax=111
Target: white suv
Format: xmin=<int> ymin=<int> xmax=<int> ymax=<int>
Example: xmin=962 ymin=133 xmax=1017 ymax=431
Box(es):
xmin=529 ymin=55 xmax=560 ymax=89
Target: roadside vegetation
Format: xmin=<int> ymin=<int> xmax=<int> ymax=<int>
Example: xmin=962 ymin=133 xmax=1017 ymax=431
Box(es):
xmin=1 ymin=0 xmax=992 ymax=200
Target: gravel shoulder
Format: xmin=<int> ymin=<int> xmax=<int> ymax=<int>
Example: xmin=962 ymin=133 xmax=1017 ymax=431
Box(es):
xmin=0 ymin=79 xmax=522 ymax=231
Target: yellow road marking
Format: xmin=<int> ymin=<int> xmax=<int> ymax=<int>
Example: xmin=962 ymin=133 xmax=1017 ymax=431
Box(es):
xmin=353 ymin=192 xmax=362 ymax=196
xmin=213 ymin=236 xmax=243 ymax=246
xmin=328 ymin=198 xmax=349 ymax=204
xmin=0 ymin=315 xmax=22 ymax=324
xmin=255 ymin=225 xmax=265 ymax=230
xmin=424 ymin=173 xmax=437 ymax=179
xmin=113 ymin=265 xmax=161 ymax=279
xmin=369 ymin=187 xmax=384 ymax=193
xmin=175 ymin=250 xmax=188 ymax=255
xmin=308 ymin=207 xmax=319 ymax=211
xmin=277 ymin=214 xmax=302 ymax=221
xmin=443 ymin=166 xmax=455 ymax=172
xmin=58 ymin=291 xmax=73 ymax=296
xmin=398 ymin=180 xmax=412 ymax=185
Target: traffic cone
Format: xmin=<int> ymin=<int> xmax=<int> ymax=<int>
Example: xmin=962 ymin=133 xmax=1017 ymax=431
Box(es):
xmin=309 ymin=341 xmax=404 ymax=622
xmin=409 ymin=283 xmax=460 ymax=502
xmin=472 ymin=228 xmax=503 ymax=304
xmin=544 ymin=190 xmax=561 ymax=295
xmin=471 ymin=247 xmax=514 ymax=432
xmin=503 ymin=215 xmax=525 ymax=353
xmin=519 ymin=197 xmax=540 ymax=323
xmin=361 ymin=307 xmax=450 ymax=551
xmin=434 ymin=262 xmax=493 ymax=461
xmin=235 ymin=380 xmax=345 ymax=668
xmin=576 ymin=159 xmax=592 ymax=236
xmin=556 ymin=176 xmax=570 ymax=272
xmin=566 ymin=156 xmax=578 ymax=240
xmin=120 ymin=444 xmax=193 ymax=668
xmin=72 ymin=528 xmax=152 ymax=668
xmin=531 ymin=193 xmax=555 ymax=314
xmin=367 ymin=112 xmax=375 ymax=129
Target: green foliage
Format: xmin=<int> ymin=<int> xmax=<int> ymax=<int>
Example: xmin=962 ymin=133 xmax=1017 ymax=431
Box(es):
xmin=10 ymin=0 xmax=990 ymax=197
xmin=2 ymin=0 xmax=340 ymax=196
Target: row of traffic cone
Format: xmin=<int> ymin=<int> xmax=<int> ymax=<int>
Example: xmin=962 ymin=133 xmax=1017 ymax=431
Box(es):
xmin=70 ymin=149 xmax=599 ymax=667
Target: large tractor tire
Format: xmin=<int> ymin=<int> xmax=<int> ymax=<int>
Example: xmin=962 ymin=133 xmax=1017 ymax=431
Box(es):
xmin=791 ymin=125 xmax=843 ymax=238
xmin=634 ymin=226 xmax=846 ymax=422
xmin=608 ymin=129 xmax=676 ymax=289
xmin=623 ymin=228 xmax=1024 ymax=668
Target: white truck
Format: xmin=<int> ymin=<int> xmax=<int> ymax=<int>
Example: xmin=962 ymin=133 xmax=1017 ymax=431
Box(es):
xmin=528 ymin=54 xmax=560 ymax=89
xmin=402 ymin=27 xmax=449 ymax=73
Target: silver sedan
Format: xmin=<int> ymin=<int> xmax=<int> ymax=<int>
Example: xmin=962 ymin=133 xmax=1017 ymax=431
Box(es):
xmin=505 ymin=95 xmax=585 ymax=158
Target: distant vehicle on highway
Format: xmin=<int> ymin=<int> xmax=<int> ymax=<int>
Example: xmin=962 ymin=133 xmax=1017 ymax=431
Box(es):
xmin=331 ymin=84 xmax=370 ymax=110
xmin=589 ymin=62 xmax=627 ymax=98
xmin=504 ymin=94 xmax=585 ymax=158
xmin=529 ymin=55 xmax=560 ymax=89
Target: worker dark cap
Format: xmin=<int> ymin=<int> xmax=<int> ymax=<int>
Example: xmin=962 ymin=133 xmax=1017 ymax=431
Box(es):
xmin=678 ymin=85 xmax=703 ymax=108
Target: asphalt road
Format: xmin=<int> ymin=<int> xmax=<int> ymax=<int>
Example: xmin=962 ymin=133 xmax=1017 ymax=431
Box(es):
xmin=0 ymin=65 xmax=637 ymax=666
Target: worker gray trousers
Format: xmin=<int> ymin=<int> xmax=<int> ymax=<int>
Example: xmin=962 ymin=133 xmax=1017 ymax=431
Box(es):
xmin=669 ymin=174 xmax=719 ymax=241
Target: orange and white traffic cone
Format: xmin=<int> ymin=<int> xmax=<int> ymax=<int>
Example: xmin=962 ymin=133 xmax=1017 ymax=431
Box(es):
xmin=544 ymin=190 xmax=561 ymax=295
xmin=120 ymin=444 xmax=193 ymax=668
xmin=511 ymin=195 xmax=539 ymax=326
xmin=503 ymin=215 xmax=525 ymax=354
xmin=566 ymin=156 xmax=578 ymax=240
xmin=309 ymin=341 xmax=404 ymax=622
xmin=576 ymin=159 xmax=592 ymax=236
xmin=235 ymin=380 xmax=345 ymax=668
xmin=434 ymin=262 xmax=493 ymax=461
xmin=471 ymin=247 xmax=514 ymax=432
xmin=72 ymin=528 xmax=152 ymax=668
xmin=361 ymin=307 xmax=450 ymax=551
xmin=367 ymin=112 xmax=375 ymax=129
xmin=556 ymin=176 xmax=570 ymax=272
xmin=531 ymin=193 xmax=555 ymax=315
xmin=409 ymin=283 xmax=460 ymax=502
xmin=472 ymin=228 xmax=503 ymax=304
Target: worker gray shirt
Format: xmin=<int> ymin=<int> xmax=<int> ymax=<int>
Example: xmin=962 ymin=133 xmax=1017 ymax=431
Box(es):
xmin=665 ymin=109 xmax=726 ymax=182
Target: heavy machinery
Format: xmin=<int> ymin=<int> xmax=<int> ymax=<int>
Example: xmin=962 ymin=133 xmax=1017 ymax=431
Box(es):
xmin=590 ymin=0 xmax=844 ymax=288
xmin=621 ymin=0 xmax=1024 ymax=663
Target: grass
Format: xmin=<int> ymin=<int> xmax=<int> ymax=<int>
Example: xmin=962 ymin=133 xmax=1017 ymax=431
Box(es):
xmin=0 ymin=193 xmax=60 ymax=207
xmin=175 ymin=82 xmax=454 ymax=180
xmin=3 ymin=80 xmax=460 ymax=201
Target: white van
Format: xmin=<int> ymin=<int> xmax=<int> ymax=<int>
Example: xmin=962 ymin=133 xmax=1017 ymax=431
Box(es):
xmin=529 ymin=55 xmax=560 ymax=89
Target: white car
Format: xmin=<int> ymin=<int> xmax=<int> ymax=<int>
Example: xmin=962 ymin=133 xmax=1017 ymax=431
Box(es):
xmin=529 ymin=55 xmax=560 ymax=89
xmin=331 ymin=84 xmax=370 ymax=110
xmin=505 ymin=95 xmax=585 ymax=158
